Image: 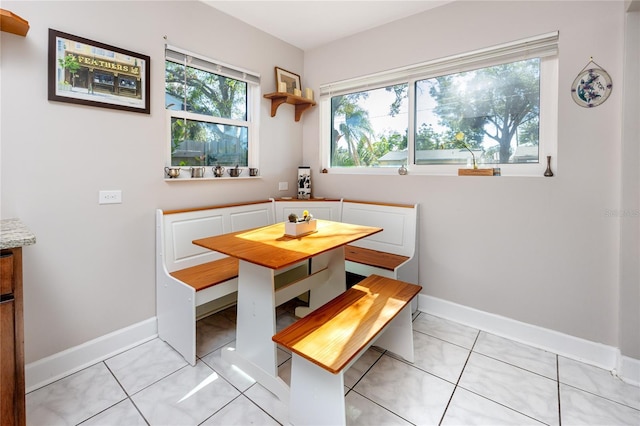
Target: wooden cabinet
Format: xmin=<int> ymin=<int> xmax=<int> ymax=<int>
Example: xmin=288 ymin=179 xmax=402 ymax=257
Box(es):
xmin=0 ymin=249 xmax=25 ymax=426
xmin=263 ymin=92 xmax=316 ymax=122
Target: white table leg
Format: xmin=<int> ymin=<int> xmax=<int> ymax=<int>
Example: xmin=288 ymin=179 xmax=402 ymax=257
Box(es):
xmin=222 ymin=260 xmax=289 ymax=401
xmin=289 ymin=354 xmax=346 ymax=426
xmin=295 ymin=246 xmax=346 ymax=317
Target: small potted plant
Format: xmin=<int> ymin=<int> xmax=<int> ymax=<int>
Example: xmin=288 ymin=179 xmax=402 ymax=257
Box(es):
xmin=285 ymin=210 xmax=317 ymax=237
xmin=455 ymin=132 xmax=477 ymax=169
xmin=455 ymin=132 xmax=494 ymax=176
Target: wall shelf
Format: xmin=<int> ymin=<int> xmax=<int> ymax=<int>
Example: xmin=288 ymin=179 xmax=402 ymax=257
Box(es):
xmin=0 ymin=9 xmax=29 ymax=36
xmin=264 ymin=92 xmax=316 ymax=122
xmin=164 ymin=176 xmax=262 ymax=182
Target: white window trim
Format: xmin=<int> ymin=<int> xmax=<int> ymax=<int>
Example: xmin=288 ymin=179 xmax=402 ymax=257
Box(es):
xmin=165 ymin=45 xmax=261 ymax=172
xmin=319 ymin=32 xmax=559 ymax=177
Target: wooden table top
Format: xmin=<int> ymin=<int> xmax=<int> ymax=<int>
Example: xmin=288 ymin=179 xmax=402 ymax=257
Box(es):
xmin=192 ymin=220 xmax=382 ymax=270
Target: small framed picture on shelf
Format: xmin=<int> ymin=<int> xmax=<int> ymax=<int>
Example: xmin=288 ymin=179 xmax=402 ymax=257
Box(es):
xmin=275 ymin=67 xmax=301 ymax=94
xmin=297 ymin=166 xmax=311 ymax=199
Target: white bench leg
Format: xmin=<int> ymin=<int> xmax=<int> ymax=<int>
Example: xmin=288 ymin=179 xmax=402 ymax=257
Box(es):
xmin=157 ymin=275 xmax=197 ymax=366
xmin=289 ymin=354 xmax=346 ymax=426
xmin=373 ymin=304 xmax=415 ymax=363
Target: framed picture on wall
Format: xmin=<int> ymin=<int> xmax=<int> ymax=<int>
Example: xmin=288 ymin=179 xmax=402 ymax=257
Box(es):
xmin=275 ymin=67 xmax=301 ymax=94
xmin=48 ymin=29 xmax=150 ymax=114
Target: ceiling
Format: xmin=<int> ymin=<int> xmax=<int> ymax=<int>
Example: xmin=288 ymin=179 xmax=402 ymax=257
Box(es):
xmin=204 ymin=1 xmax=453 ymax=51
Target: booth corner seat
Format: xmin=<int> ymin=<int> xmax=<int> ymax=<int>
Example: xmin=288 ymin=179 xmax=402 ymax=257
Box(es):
xmin=156 ymin=200 xmax=276 ymax=366
xmin=157 ymin=198 xmax=420 ymax=365
xmin=341 ymin=199 xmax=419 ymax=283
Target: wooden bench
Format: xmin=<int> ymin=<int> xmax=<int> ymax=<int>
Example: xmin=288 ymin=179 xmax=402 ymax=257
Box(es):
xmin=272 ymin=274 xmax=422 ymax=426
xmin=168 ymin=257 xmax=239 ymax=293
xmin=341 ymin=200 xmax=419 ymax=284
xmin=344 ymin=245 xmax=410 ymax=274
xmin=156 ymin=200 xmax=276 ymax=365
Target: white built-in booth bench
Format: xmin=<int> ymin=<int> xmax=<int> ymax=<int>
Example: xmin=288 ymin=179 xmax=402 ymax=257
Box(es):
xmin=156 ymin=198 xmax=419 ymax=365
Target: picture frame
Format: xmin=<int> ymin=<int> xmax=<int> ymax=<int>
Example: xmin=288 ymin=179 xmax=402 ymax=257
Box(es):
xmin=48 ymin=29 xmax=150 ymax=114
xmin=275 ymin=67 xmax=301 ymax=94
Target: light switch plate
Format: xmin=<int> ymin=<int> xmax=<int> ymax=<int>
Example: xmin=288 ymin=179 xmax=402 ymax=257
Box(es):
xmin=278 ymin=182 xmax=288 ymax=191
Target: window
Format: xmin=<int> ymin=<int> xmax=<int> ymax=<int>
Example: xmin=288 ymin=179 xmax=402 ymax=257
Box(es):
xmin=331 ymin=84 xmax=408 ymax=167
xmin=165 ymin=46 xmax=260 ymax=169
xmin=414 ymin=58 xmax=541 ymax=167
xmin=320 ymin=32 xmax=558 ymax=176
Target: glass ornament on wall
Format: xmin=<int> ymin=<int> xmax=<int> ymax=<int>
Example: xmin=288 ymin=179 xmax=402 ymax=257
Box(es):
xmin=571 ymin=57 xmax=613 ymax=108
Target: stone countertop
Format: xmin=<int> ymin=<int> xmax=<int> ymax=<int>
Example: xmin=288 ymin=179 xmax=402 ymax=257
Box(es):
xmin=1 ymin=218 xmax=36 ymax=249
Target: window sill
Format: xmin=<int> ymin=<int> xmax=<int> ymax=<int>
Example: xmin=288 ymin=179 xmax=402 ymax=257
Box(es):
xmin=164 ymin=176 xmax=262 ymax=182
xmin=323 ymin=163 xmax=551 ymax=177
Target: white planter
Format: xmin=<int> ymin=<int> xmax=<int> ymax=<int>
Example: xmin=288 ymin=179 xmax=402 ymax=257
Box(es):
xmin=284 ymin=219 xmax=317 ymax=237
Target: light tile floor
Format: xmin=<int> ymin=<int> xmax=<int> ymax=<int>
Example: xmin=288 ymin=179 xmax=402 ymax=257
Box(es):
xmin=26 ymin=301 xmax=640 ymax=425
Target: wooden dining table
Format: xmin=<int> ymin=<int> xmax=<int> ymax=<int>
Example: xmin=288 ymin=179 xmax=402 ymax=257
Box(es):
xmin=192 ymin=219 xmax=381 ymax=401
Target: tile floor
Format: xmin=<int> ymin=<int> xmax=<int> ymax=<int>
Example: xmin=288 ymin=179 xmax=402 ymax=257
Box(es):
xmin=26 ymin=301 xmax=640 ymax=425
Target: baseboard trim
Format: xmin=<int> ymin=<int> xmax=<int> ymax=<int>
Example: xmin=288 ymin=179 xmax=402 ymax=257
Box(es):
xmin=25 ymin=297 xmax=640 ymax=393
xmin=25 ymin=317 xmax=157 ymax=393
xmin=619 ymin=355 xmax=640 ymax=387
xmin=418 ymin=294 xmax=638 ymax=383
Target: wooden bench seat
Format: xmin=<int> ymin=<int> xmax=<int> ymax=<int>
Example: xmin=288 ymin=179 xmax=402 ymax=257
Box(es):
xmin=344 ymin=245 xmax=409 ymax=272
xmin=273 ymin=274 xmax=421 ymax=425
xmin=169 ymin=257 xmax=239 ymax=292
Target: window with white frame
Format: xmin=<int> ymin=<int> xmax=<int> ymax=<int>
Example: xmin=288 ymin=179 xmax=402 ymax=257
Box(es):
xmin=165 ymin=46 xmax=260 ymax=169
xmin=320 ymin=32 xmax=559 ymax=176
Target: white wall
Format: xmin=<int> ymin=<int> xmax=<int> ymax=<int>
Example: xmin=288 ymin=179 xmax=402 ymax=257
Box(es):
xmin=0 ymin=1 xmax=304 ymax=363
xmin=2 ymin=0 xmax=636 ymax=369
xmin=619 ymin=7 xmax=640 ymax=360
xmin=304 ymin=0 xmax=629 ymax=351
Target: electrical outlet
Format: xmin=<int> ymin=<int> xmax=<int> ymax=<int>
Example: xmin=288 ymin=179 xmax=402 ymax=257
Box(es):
xmin=99 ymin=190 xmax=122 ymax=204
xmin=278 ymin=182 xmax=288 ymax=191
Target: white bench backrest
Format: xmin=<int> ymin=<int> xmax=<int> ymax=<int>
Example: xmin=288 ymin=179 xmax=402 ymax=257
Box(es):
xmin=341 ymin=201 xmax=418 ymax=258
xmin=159 ymin=199 xmax=417 ymax=272
xmin=159 ymin=201 xmax=274 ymax=272
xmin=273 ymin=199 xmax=343 ymax=223
xmin=228 ymin=203 xmax=274 ymax=232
